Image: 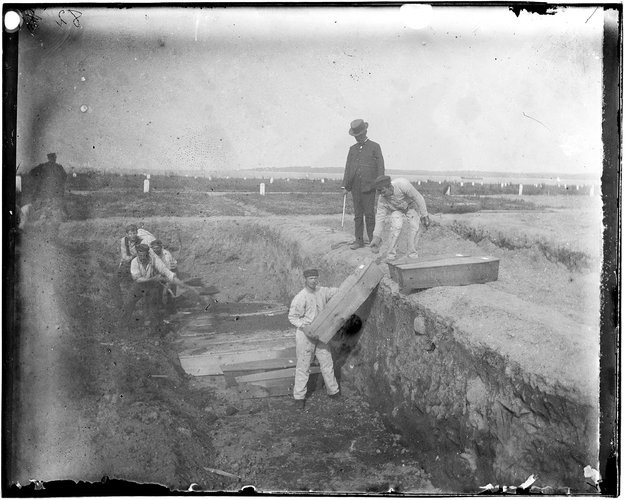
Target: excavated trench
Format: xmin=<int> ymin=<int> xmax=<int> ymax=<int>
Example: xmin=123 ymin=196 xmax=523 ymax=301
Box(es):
xmin=14 ymin=216 xmax=598 ymax=493
xmin=163 ymin=217 xmax=599 ymax=492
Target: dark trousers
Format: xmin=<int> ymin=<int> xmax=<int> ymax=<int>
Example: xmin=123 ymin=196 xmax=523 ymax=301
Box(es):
xmin=351 ymin=189 xmax=376 ymax=242
xmin=121 ymin=281 xmax=163 ymax=326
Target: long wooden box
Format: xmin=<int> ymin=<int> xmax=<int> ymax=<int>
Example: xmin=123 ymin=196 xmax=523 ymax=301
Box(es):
xmin=387 ymin=255 xmax=499 ymax=292
xmin=309 ymin=261 xmax=385 ymax=344
xmin=179 ymin=346 xmax=295 ymax=376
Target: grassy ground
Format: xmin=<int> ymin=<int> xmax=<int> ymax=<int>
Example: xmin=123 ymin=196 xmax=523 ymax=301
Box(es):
xmin=62 ymin=189 xmax=540 ymax=220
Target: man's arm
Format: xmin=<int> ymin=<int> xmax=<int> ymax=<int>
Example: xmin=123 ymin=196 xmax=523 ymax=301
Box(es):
xmin=166 ymin=251 xmax=178 ymax=271
xmin=130 ymin=258 xmax=145 ymax=282
xmin=153 ymin=255 xmax=175 ymax=282
xmin=374 ymin=143 xmax=385 ymax=177
xmin=288 ymin=293 xmax=307 ymax=329
xmin=341 ymin=149 xmax=354 ymax=192
xmin=371 ymin=198 xmax=389 ymax=244
xmin=120 ymin=237 xmax=132 ymax=262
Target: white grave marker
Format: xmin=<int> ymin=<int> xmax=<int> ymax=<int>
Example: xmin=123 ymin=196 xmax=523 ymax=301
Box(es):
xmin=260 ymin=183 xmax=266 ymax=196
xmin=143 ymin=179 xmax=150 ymax=193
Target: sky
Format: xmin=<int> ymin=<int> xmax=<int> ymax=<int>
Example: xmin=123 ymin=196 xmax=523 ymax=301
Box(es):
xmin=15 ymin=5 xmax=606 ymax=177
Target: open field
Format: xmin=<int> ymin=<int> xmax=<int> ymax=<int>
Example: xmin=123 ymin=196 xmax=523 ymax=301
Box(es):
xmin=9 ymin=189 xmax=604 ymax=494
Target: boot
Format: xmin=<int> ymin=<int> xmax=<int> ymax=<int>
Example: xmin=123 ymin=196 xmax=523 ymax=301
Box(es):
xmin=350 ymin=240 xmax=364 ymax=250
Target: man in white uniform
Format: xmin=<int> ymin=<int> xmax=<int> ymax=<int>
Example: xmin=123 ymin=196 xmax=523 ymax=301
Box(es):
xmin=288 ymin=269 xmax=340 ymax=409
xmin=369 ymin=175 xmax=430 ymax=262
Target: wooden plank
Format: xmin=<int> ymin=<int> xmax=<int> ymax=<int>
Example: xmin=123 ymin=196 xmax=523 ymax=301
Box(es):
xmin=176 ymin=331 xmax=294 ymax=357
xmin=309 ymin=261 xmax=385 ymax=344
xmin=235 ymin=366 xmax=321 ymax=384
xmin=179 ymin=346 xmax=295 ymax=376
xmin=387 ymin=255 xmax=499 ymax=292
xmin=222 ymin=357 xmax=299 ymax=373
xmin=238 ymin=372 xmax=323 ymax=399
xmin=222 ymin=357 xmax=319 ymax=387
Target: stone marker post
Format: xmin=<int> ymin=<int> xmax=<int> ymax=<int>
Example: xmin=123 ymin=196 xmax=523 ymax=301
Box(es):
xmin=260 ymin=183 xmax=266 ymax=196
xmin=518 ymin=184 xmax=523 ymax=196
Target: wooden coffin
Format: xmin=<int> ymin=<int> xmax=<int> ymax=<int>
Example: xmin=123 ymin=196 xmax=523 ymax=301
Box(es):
xmin=179 ymin=346 xmax=295 ymax=376
xmin=308 ymin=261 xmax=385 ymax=344
xmin=387 ymin=255 xmax=499 ymax=292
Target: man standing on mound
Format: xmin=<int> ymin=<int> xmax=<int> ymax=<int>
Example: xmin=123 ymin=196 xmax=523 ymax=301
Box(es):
xmin=341 ymin=119 xmax=385 ymax=249
xmin=288 ymin=269 xmax=340 ymax=409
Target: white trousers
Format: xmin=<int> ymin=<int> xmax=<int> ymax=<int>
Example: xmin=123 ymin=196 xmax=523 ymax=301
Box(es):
xmin=386 ymin=209 xmax=421 ymax=259
xmin=293 ymin=330 xmax=339 ymax=400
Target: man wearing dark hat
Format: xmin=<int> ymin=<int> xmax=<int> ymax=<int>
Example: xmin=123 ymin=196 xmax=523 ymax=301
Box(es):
xmin=288 ymin=268 xmax=340 ymax=409
xmin=28 ymin=152 xmax=68 ymax=219
xmin=341 ymin=119 xmax=385 ymax=250
xmin=370 ymin=175 xmax=430 ymax=262
xmin=29 ymin=153 xmax=67 ymax=200
xmin=121 ymin=243 xmax=184 ymax=329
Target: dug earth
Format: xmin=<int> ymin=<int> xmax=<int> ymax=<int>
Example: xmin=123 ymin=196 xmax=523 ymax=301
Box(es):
xmin=8 ymin=210 xmax=600 ymax=494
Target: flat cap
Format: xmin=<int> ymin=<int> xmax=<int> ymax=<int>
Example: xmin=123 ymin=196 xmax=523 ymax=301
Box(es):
xmin=374 ymin=175 xmax=392 ymax=189
xmin=303 ymin=269 xmax=319 ymax=278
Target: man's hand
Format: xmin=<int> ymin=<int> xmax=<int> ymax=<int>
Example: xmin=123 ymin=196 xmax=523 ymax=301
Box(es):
xmin=420 ymin=215 xmax=431 ymax=228
xmin=369 ymin=236 xmax=382 ymax=253
xmin=301 ymin=324 xmax=318 ymax=339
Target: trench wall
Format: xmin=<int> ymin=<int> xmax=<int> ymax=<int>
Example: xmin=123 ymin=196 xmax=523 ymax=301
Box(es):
xmin=62 ymin=217 xmax=599 ymax=492
xmin=338 ymin=283 xmax=598 ymax=491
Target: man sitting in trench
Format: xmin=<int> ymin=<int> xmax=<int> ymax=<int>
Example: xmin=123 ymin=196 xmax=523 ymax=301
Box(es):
xmin=288 ymin=268 xmax=340 ymax=409
xmin=118 ymin=223 xmax=156 ymax=279
xmin=150 ymin=238 xmax=179 ymax=312
xmin=121 ymin=243 xmax=185 ymax=330
xmin=369 ymin=175 xmax=431 ymax=262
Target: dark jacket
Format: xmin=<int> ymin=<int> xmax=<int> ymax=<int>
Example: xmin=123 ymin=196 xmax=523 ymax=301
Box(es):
xmin=30 ymin=161 xmax=67 ymax=199
xmin=342 ymin=139 xmax=385 ymax=193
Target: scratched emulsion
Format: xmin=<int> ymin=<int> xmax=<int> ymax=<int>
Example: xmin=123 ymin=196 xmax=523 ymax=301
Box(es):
xmin=9 ymin=4 xmax=607 ymax=494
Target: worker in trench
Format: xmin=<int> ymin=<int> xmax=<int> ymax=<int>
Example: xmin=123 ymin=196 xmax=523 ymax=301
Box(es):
xmin=369 ymin=175 xmax=431 ymax=262
xmin=118 ymin=223 xmax=156 ymax=279
xmin=288 ymin=268 xmax=341 ymax=409
xmin=120 ymin=243 xmax=185 ymax=332
xmin=149 ymin=239 xmax=179 ymax=313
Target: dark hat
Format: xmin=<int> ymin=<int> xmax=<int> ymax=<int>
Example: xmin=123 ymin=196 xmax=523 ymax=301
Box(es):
xmin=303 ymin=269 xmax=319 ymax=278
xmin=349 ymin=119 xmax=368 ymax=137
xmin=136 ymin=243 xmax=150 ymax=253
xmin=47 ymin=152 xmax=57 ymax=159
xmin=150 ymin=239 xmax=163 ymax=247
xmin=126 ymin=223 xmax=138 ymax=232
xmin=374 ymin=175 xmax=392 ymax=189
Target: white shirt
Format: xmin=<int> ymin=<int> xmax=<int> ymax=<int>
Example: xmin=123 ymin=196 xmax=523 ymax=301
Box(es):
xmin=288 ymin=286 xmax=338 ymax=330
xmin=130 ymin=253 xmax=175 ymax=283
xmin=373 ymin=178 xmax=428 ymax=238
